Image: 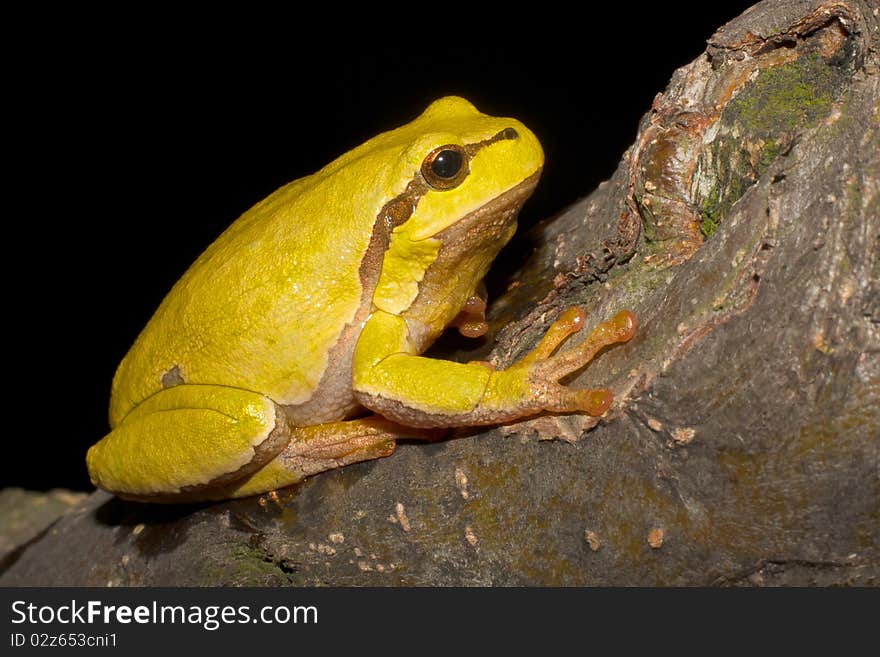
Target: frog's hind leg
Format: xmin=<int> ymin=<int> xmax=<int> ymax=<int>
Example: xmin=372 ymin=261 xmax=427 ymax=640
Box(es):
xmin=220 ymin=416 xmax=432 ymax=500
xmin=87 ymin=384 xmax=291 ymax=502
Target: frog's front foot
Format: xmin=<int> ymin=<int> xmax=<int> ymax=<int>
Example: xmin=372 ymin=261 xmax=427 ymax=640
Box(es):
xmin=526 ymin=307 xmax=637 ymax=415
xmin=482 ymin=307 xmax=637 ymax=420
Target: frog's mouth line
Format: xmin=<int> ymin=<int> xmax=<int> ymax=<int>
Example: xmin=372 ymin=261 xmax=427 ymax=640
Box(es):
xmin=430 ymin=167 xmax=543 ymax=244
xmin=375 ymin=128 xmax=537 ymax=240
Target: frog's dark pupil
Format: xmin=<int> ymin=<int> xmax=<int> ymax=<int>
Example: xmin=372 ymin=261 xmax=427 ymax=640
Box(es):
xmin=431 ymin=149 xmax=463 ymax=179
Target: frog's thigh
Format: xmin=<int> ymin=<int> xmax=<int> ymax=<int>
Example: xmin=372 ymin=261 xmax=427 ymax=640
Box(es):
xmin=87 ymin=384 xmax=289 ymax=499
xmin=221 ymin=416 xmax=425 ymax=499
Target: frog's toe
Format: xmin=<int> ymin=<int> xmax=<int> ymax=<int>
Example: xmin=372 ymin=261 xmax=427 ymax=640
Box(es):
xmin=608 ymin=310 xmax=638 ymax=343
xmin=534 ymin=309 xmax=637 ymax=380
xmin=523 ymin=306 xmax=586 ymax=363
xmin=452 ymin=294 xmax=489 ymax=338
xmin=536 ymin=384 xmax=614 ymax=416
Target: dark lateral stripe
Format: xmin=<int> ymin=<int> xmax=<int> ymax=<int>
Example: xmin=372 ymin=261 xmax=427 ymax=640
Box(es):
xmin=379 ymin=127 xmax=519 ymax=232
xmin=359 ymin=125 xmax=522 ymax=286
xmin=464 ymin=126 xmax=519 ymax=158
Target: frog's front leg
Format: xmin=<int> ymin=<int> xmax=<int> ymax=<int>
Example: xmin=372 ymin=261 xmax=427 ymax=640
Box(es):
xmin=352 ymin=307 xmax=636 ymax=427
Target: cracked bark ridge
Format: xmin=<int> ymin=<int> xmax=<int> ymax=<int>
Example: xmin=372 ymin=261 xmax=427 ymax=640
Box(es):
xmin=2 ymin=0 xmax=877 ymax=586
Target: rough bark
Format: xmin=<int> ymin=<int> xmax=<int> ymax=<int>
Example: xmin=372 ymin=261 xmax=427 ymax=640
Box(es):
xmin=2 ymin=0 xmax=877 ymax=586
xmin=0 ymin=489 xmax=86 ymax=574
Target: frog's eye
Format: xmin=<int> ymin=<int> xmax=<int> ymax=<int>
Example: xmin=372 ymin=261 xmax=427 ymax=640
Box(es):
xmin=421 ymin=144 xmax=469 ymax=190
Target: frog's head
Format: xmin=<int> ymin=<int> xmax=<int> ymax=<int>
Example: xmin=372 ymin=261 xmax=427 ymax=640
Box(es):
xmin=367 ymin=96 xmax=544 ymax=340
xmin=390 ymin=96 xmax=544 ymax=241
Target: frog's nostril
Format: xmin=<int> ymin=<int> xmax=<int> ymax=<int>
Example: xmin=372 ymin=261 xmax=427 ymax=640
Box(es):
xmin=501 ymin=127 xmax=519 ymax=140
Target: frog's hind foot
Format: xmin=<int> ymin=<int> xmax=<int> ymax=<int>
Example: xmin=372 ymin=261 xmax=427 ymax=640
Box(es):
xmin=222 ymin=415 xmax=437 ymax=499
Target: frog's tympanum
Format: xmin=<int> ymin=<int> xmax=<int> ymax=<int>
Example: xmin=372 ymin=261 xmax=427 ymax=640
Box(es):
xmin=87 ymin=97 xmax=636 ymax=502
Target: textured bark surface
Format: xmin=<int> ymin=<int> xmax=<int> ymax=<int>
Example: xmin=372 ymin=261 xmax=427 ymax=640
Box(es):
xmin=3 ymin=0 xmax=877 ymax=586
xmin=0 ymin=489 xmax=87 ymax=573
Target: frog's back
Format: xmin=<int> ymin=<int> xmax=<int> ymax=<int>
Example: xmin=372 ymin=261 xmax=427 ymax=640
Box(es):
xmin=109 ymin=163 xmax=393 ymax=427
xmin=109 ymin=97 xmax=509 ymax=427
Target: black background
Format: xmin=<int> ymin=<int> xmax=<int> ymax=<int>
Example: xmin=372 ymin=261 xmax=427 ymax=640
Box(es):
xmin=8 ymin=4 xmax=754 ymax=493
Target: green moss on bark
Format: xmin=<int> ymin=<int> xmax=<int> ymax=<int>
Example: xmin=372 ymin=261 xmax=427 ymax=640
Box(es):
xmin=698 ymin=52 xmax=846 ymax=240
xmin=725 ymin=53 xmax=836 ymax=137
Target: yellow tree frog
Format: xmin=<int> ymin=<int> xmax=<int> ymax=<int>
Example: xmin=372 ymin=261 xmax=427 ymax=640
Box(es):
xmin=87 ymin=97 xmax=636 ymax=502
